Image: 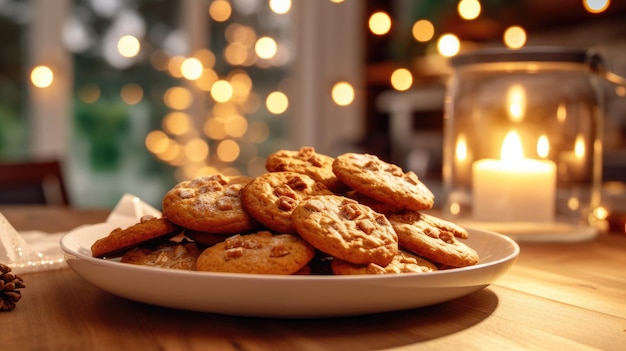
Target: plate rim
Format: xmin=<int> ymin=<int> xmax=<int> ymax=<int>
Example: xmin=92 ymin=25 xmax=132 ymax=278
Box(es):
xmin=60 ymin=221 xmax=520 ymax=281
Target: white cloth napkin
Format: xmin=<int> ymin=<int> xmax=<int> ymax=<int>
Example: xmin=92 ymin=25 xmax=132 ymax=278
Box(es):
xmin=0 ymin=193 xmax=160 ymax=274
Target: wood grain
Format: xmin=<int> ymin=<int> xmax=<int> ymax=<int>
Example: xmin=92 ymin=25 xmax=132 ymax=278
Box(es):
xmin=1 ymin=206 xmax=624 ymax=350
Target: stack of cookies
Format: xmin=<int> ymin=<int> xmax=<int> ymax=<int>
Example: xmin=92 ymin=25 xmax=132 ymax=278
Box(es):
xmin=91 ymin=147 xmax=478 ymax=275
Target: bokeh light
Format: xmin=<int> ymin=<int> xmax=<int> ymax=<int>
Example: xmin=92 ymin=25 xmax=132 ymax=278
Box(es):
xmin=266 ymin=91 xmax=289 ymax=114
xmin=437 ymin=33 xmax=460 ymax=57
xmin=211 ymin=80 xmax=234 ymax=102
xmin=209 ymin=0 xmax=232 ymax=22
xmin=390 ymin=68 xmax=413 ymax=91
xmin=181 ymin=57 xmax=204 ymax=80
xmin=163 ymin=86 xmax=193 ymax=110
xmin=331 ymin=81 xmax=355 ymax=106
xmin=369 ymin=11 xmax=391 ymax=35
xmin=269 ymin=0 xmax=291 ymax=14
xmin=120 ymin=83 xmax=143 ymax=105
xmin=503 ymin=25 xmax=527 ymax=49
xmin=31 ymin=65 xmax=54 ymax=88
xmin=458 ymin=0 xmax=481 ymax=20
xmin=78 ymin=84 xmax=101 ymax=103
xmin=255 ymin=36 xmax=278 ymax=59
xmin=217 ymin=139 xmax=240 ymax=162
xmin=117 ymin=35 xmax=140 ymax=58
xmin=412 ymin=20 xmax=434 ymax=42
xmin=162 ymin=111 xmax=191 ymax=136
xmin=583 ymin=0 xmax=610 ymax=13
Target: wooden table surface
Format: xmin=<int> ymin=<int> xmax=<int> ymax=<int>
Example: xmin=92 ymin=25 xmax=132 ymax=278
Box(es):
xmin=1 ymin=205 xmax=625 ymax=351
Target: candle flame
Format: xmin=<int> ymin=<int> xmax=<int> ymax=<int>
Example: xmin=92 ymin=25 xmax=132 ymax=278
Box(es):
xmin=456 ymin=134 xmax=468 ymax=161
xmin=537 ymin=135 xmax=550 ymax=159
xmin=501 ymin=131 xmax=524 ymax=162
xmin=574 ymin=134 xmax=585 ymax=159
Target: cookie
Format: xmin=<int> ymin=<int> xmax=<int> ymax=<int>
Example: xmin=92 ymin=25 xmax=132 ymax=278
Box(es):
xmin=183 ymin=230 xmax=229 ymax=247
xmin=265 ymin=146 xmax=348 ymax=193
xmin=292 ymin=195 xmax=398 ymax=266
xmin=332 ymin=153 xmax=434 ymax=211
xmin=195 ymin=231 xmax=315 ymax=274
xmin=331 ymin=250 xmax=438 ymax=275
xmin=121 ymin=240 xmax=202 ymax=270
xmin=387 ymin=211 xmax=478 ymax=268
xmin=345 ymin=190 xmax=404 ymax=215
xmin=91 ymin=216 xmax=182 ymax=258
xmin=240 ymin=171 xmax=332 ymax=233
xmin=162 ymin=174 xmax=259 ymax=234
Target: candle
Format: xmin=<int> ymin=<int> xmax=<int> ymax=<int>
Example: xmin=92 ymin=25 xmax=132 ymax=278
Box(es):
xmin=472 ymin=131 xmax=556 ymax=222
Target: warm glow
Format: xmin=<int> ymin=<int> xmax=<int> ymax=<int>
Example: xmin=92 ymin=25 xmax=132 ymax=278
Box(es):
xmin=224 ymin=114 xmax=248 ymax=138
xmin=162 ymin=111 xmax=191 ymax=136
xmin=537 ymin=135 xmax=550 ymax=159
xmin=31 ymin=65 xmax=54 ymax=88
xmin=568 ymin=196 xmax=580 ymax=210
xmin=193 ymin=49 xmax=216 ymax=69
xmin=255 ymin=37 xmax=278 ymax=59
xmin=145 ymin=130 xmax=171 ymax=154
xmin=503 ymin=26 xmax=527 ymax=49
xmin=501 ymin=131 xmax=524 ymax=161
xmin=449 ymin=202 xmax=461 ymax=216
xmin=211 ymin=80 xmax=234 ymax=102
xmin=167 ymin=56 xmax=185 ymax=78
xmin=196 ymin=69 xmax=218 ymax=91
xmin=583 ymin=0 xmax=610 ymax=13
xmin=266 ymin=91 xmax=289 ymax=114
xmin=331 ymin=81 xmax=355 ymax=106
xmin=184 ymin=138 xmax=209 ymax=162
xmin=390 ymin=68 xmax=413 ymax=91
xmin=369 ymin=11 xmax=391 ymax=36
xmin=224 ymin=43 xmax=250 ymax=66
xmin=458 ymin=0 xmax=481 ymax=20
xmin=120 ymin=83 xmax=143 ymax=105
xmin=411 ymin=19 xmax=434 ymax=42
xmin=209 ymin=0 xmax=232 ymax=22
xmin=557 ymin=103 xmax=567 ymax=123
xmin=181 ymin=57 xmax=203 ymax=80
xmin=117 ymin=35 xmax=140 ymax=58
xmin=437 ymin=34 xmax=460 ymax=57
xmin=204 ymin=118 xmax=227 ymax=140
xmin=575 ymin=134 xmax=586 ymax=159
xmin=269 ymin=0 xmax=291 ymax=14
xmin=594 ymin=206 xmax=608 ymax=220
xmin=456 ymin=134 xmax=468 ymax=161
xmin=507 ymin=84 xmax=526 ymax=122
xmin=217 ymin=139 xmax=240 ymax=162
xmin=163 ymin=86 xmax=193 ymax=110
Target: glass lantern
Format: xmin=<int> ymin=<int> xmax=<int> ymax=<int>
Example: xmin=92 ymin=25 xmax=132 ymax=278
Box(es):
xmin=441 ymin=47 xmax=604 ymax=241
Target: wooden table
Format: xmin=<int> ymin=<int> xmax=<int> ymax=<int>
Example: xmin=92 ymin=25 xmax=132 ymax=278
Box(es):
xmin=1 ymin=205 xmax=625 ymax=350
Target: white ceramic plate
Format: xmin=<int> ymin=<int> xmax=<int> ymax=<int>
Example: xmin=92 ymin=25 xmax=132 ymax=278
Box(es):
xmin=60 ymin=222 xmax=519 ymax=318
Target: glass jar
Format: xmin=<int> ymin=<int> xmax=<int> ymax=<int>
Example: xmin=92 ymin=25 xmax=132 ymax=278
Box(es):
xmin=442 ymin=47 xmax=604 ymax=241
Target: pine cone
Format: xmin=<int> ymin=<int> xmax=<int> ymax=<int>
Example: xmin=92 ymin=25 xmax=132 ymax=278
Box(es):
xmin=0 ymin=263 xmax=25 ymax=312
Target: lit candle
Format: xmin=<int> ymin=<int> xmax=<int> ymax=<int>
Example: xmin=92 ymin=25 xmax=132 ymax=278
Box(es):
xmin=472 ymin=131 xmax=556 ymax=222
